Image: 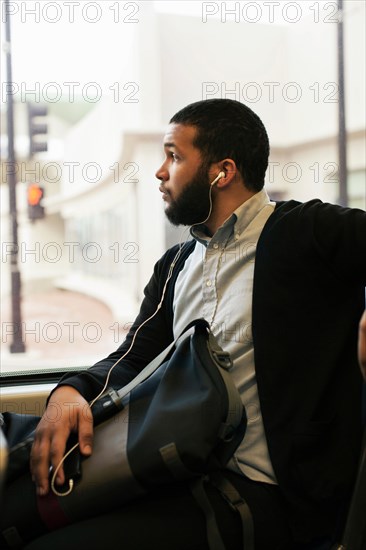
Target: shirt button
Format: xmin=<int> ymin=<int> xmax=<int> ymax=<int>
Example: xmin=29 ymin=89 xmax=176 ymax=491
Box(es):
xmin=206 ymin=280 xmax=212 ymax=287
xmin=213 ymin=243 xmax=219 ymax=250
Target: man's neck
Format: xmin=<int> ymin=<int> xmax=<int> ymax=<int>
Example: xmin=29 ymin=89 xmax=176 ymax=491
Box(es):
xmin=205 ymin=189 xmax=257 ymax=235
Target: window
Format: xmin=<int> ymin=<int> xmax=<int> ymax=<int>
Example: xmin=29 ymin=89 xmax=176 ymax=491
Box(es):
xmin=1 ymin=0 xmax=365 ymax=377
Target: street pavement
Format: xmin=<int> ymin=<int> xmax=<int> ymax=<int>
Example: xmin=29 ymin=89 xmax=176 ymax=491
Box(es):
xmin=1 ymin=289 xmax=128 ymax=374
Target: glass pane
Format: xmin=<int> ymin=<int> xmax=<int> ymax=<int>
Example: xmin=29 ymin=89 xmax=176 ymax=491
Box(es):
xmin=1 ymin=0 xmax=365 ymax=374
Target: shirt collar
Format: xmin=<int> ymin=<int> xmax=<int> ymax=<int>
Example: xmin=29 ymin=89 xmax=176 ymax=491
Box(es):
xmin=190 ymin=189 xmax=272 ymax=247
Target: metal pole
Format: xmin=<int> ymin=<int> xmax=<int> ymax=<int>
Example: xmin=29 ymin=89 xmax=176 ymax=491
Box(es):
xmin=4 ymin=0 xmax=25 ymax=353
xmin=337 ymin=0 xmax=348 ymax=207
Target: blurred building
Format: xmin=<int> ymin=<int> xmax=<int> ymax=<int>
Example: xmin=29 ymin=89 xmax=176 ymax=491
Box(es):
xmin=1 ymin=1 xmax=365 ymax=323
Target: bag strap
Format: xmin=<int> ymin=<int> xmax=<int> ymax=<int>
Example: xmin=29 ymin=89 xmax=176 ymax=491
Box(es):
xmin=93 ymin=317 xmax=233 ymax=426
xmin=190 ymin=473 xmax=255 ymax=550
xmin=115 ymin=318 xmax=209 ymax=401
xmin=209 ymin=472 xmax=254 ymax=550
xmin=190 ymin=477 xmax=227 ymax=550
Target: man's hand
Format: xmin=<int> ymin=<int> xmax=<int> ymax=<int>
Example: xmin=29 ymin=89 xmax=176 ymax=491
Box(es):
xmin=359 ymin=310 xmax=366 ymax=380
xmin=30 ymin=386 xmax=93 ymax=496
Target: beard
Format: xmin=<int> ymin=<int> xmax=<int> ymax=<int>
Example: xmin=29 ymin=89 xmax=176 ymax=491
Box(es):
xmin=164 ymin=163 xmax=213 ymax=227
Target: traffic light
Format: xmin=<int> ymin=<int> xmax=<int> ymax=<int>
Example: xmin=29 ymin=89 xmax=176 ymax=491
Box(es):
xmin=27 ymin=103 xmax=48 ymax=157
xmin=27 ymin=184 xmax=45 ymax=221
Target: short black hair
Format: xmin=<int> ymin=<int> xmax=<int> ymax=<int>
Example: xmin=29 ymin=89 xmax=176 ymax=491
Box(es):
xmin=170 ymin=99 xmax=269 ymax=192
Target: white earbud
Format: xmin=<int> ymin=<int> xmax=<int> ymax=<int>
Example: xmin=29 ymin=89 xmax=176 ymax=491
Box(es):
xmin=210 ymin=171 xmax=225 ymax=186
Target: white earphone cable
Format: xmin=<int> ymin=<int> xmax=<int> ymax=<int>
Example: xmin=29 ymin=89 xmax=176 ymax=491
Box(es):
xmin=51 ymin=174 xmax=222 ymax=496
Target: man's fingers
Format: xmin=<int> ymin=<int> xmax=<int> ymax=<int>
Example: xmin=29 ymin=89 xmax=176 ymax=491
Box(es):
xmin=49 ymin=435 xmax=68 ymax=486
xmin=29 ymin=387 xmax=93 ymax=496
xmin=31 ymin=421 xmax=70 ymax=496
xmin=30 ymin=436 xmax=51 ymax=496
xmin=78 ymin=402 xmax=94 ymax=456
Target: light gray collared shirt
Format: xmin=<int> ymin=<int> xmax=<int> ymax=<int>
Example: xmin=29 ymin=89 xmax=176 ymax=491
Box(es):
xmin=173 ymin=189 xmax=277 ymax=484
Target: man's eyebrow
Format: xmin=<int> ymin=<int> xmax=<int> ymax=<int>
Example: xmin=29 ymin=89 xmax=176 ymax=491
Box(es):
xmin=163 ymin=142 xmax=183 ymax=154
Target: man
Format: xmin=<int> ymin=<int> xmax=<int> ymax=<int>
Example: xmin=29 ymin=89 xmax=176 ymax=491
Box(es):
xmin=11 ymin=100 xmax=366 ymax=548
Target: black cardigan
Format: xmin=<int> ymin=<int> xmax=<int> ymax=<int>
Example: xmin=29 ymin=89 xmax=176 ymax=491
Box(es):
xmin=58 ymin=199 xmax=366 ymax=543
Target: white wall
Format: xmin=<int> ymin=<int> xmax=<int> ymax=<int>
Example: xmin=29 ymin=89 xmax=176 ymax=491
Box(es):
xmin=158 ymin=13 xmax=288 ymax=142
xmin=157 ymin=1 xmax=365 ymax=146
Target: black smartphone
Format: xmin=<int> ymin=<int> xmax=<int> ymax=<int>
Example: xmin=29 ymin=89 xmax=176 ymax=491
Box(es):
xmin=51 ymin=432 xmax=82 ymax=489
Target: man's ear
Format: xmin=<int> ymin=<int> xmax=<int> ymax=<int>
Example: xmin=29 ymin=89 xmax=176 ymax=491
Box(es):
xmin=213 ymin=159 xmax=238 ymax=187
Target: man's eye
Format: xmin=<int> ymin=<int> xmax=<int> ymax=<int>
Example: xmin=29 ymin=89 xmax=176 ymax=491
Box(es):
xmin=171 ymin=153 xmax=179 ymax=161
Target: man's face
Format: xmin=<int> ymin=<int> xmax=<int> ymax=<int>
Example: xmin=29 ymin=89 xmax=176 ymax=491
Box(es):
xmin=155 ymin=124 xmax=213 ymax=226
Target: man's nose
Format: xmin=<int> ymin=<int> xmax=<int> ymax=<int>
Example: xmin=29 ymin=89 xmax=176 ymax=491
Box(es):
xmin=155 ymin=163 xmax=168 ymax=182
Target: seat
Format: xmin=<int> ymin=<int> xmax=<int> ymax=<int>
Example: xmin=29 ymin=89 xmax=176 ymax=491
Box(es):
xmin=305 ymin=384 xmax=366 ymax=550
xmin=332 ymin=384 xmax=366 ymax=550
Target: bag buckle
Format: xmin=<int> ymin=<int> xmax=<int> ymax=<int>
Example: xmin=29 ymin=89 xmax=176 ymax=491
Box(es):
xmin=212 ymin=351 xmax=232 ymax=370
xmin=207 ymin=333 xmax=232 ymax=370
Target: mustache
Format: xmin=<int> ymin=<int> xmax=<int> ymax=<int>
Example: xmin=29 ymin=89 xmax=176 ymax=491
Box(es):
xmin=159 ymin=185 xmax=170 ymax=195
